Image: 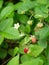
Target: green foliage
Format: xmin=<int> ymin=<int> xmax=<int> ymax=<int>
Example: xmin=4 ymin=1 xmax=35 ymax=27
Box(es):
xmin=0 ymin=18 xmax=13 ymax=31
xmin=0 ymin=4 xmax=14 ymax=20
xmin=35 ymin=26 xmax=49 ymax=39
xmin=15 ymin=0 xmax=37 ymax=14
xmin=34 ymin=5 xmax=48 ymax=18
xmin=20 ymin=57 xmax=43 ymax=65
xmin=36 ymin=0 xmax=48 ymax=4
xmin=2 ymin=27 xmax=20 ymax=40
xmin=21 ymin=54 xmax=34 ymax=63
xmin=0 ymin=0 xmax=49 ymax=65
xmin=8 ymin=47 xmax=19 ymax=57
xmin=0 ymin=48 xmax=7 ymax=59
xmin=29 ymin=45 xmax=44 ymax=57
xmin=0 ymin=0 xmax=3 ymax=9
xmin=7 ymin=55 xmax=19 ymax=65
xmin=0 ymin=35 xmax=4 ymax=45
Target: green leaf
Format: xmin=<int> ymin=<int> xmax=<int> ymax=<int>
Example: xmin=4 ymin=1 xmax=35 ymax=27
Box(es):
xmin=0 ymin=4 xmax=14 ymax=20
xmin=29 ymin=45 xmax=44 ymax=57
xmin=20 ymin=36 xmax=31 ymax=46
xmin=19 ymin=46 xmax=26 ymax=54
xmin=38 ymin=39 xmax=47 ymax=48
xmin=7 ymin=55 xmax=19 ymax=65
xmin=20 ymin=57 xmax=43 ymax=65
xmin=0 ymin=18 xmax=13 ymax=31
xmin=25 ymin=24 xmax=31 ymax=33
xmin=15 ymin=1 xmax=38 ymax=14
xmin=35 ymin=26 xmax=49 ymax=39
xmin=40 ymin=27 xmax=49 ymax=39
xmin=34 ymin=5 xmax=48 ymax=18
xmin=44 ymin=45 xmax=49 ymax=65
xmin=0 ymin=48 xmax=7 ymax=59
xmin=19 ymin=25 xmax=25 ymax=32
xmin=18 ymin=15 xmax=28 ymax=24
xmin=1 ymin=42 xmax=8 ymax=49
xmin=8 ymin=47 xmax=19 ymax=57
xmin=21 ymin=54 xmax=34 ymax=63
xmin=14 ymin=14 xmax=28 ymax=24
xmin=0 ymin=35 xmax=4 ymax=45
xmin=15 ymin=2 xmax=22 ymax=10
xmin=45 ymin=16 xmax=49 ymax=23
xmin=0 ymin=0 xmax=3 ymax=9
xmin=19 ymin=24 xmax=31 ymax=33
xmin=2 ymin=27 xmax=20 ymax=40
xmin=21 ymin=0 xmax=30 ymax=2
xmin=36 ymin=0 xmax=48 ymax=4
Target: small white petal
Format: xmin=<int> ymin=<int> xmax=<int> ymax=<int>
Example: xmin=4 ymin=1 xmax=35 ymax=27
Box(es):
xmin=14 ymin=23 xmax=20 ymax=29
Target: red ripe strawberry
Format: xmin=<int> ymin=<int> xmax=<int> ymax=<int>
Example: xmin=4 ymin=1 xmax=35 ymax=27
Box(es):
xmin=24 ymin=48 xmax=28 ymax=53
xmin=31 ymin=36 xmax=37 ymax=43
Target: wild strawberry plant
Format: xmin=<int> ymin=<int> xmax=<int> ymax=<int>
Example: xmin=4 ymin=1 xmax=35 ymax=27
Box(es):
xmin=0 ymin=0 xmax=49 ymax=65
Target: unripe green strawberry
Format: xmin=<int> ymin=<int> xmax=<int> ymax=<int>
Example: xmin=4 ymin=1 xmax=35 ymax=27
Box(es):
xmin=27 ymin=20 xmax=33 ymax=25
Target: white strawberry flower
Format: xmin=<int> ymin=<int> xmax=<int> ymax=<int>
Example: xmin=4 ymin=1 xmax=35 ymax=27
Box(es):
xmin=14 ymin=23 xmax=20 ymax=29
xmin=37 ymin=22 xmax=43 ymax=28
